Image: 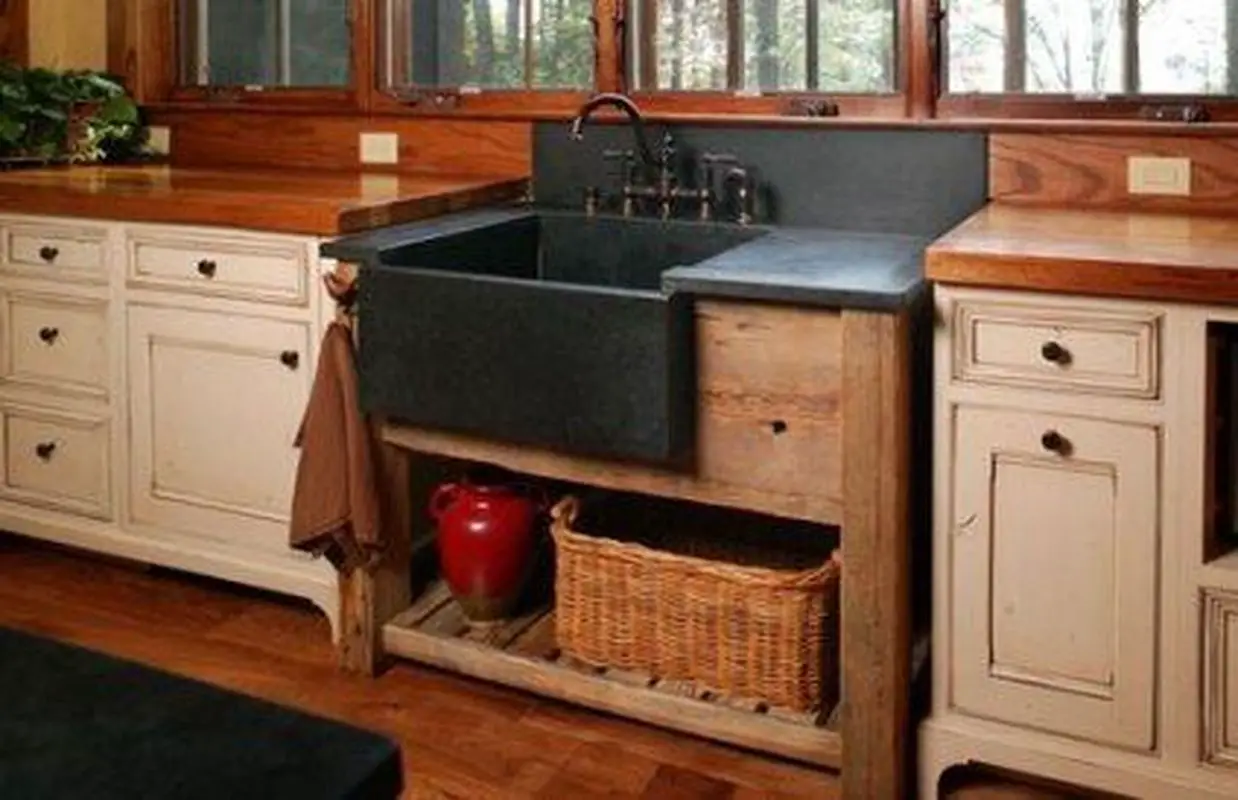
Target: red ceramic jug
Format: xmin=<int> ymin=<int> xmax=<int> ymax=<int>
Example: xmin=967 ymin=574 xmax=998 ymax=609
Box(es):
xmin=429 ymin=481 xmax=546 ymax=623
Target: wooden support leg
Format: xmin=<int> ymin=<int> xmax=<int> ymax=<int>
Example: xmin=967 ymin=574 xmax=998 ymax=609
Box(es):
xmin=841 ymin=309 xmax=912 ymax=800
xmin=337 ymin=433 xmax=413 ymax=675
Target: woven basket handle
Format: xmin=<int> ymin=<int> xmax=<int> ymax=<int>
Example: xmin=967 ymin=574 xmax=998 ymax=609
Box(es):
xmin=550 ymin=495 xmax=581 ymax=527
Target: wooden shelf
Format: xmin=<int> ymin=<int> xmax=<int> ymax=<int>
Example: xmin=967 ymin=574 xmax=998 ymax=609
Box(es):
xmin=382 ymin=581 xmax=843 ymax=769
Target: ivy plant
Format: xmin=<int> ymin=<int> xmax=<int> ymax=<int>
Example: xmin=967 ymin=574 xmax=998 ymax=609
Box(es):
xmin=0 ymin=63 xmax=145 ymax=164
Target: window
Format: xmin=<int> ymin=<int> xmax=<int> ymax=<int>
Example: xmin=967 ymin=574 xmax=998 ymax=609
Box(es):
xmin=383 ymin=0 xmax=595 ymax=92
xmin=629 ymin=0 xmax=898 ymax=93
xmin=179 ymin=0 xmax=352 ymax=88
xmin=946 ymin=0 xmax=1237 ymax=96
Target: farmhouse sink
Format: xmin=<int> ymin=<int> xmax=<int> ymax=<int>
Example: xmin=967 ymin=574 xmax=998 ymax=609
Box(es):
xmin=358 ymin=210 xmax=767 ymax=463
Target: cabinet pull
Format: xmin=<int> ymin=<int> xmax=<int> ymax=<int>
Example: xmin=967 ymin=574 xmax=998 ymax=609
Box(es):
xmin=38 ymin=326 xmax=59 ymax=344
xmin=38 ymin=245 xmax=59 ymax=263
xmin=280 ymin=350 xmax=300 ymax=370
xmin=35 ymin=441 xmax=56 ymax=461
xmin=196 ymin=259 xmax=218 ymax=278
xmin=1041 ymin=341 xmax=1071 ymax=365
xmin=1041 ymin=430 xmax=1071 ymax=456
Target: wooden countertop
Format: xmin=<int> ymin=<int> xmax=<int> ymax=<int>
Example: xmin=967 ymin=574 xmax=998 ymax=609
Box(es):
xmin=0 ymin=166 xmax=529 ymax=236
xmin=927 ymin=204 xmax=1238 ymax=305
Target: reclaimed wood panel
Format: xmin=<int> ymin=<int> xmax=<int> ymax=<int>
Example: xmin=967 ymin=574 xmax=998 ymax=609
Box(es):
xmin=153 ymin=111 xmax=532 ymax=178
xmin=991 ymin=133 xmax=1238 ymax=214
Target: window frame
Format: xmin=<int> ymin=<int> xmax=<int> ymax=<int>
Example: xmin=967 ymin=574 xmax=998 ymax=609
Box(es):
xmin=125 ymin=0 xmax=1238 ymax=127
xmin=160 ymin=0 xmax=372 ymax=111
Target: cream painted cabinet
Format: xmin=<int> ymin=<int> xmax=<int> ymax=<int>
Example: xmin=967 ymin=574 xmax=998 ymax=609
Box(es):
xmin=127 ymin=306 xmax=312 ymax=554
xmin=0 ymin=213 xmax=336 ymax=635
xmin=950 ymin=406 xmax=1158 ymax=750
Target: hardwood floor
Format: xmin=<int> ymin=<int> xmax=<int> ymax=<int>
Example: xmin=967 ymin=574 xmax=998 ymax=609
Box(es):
xmin=0 ymin=534 xmax=1083 ymax=799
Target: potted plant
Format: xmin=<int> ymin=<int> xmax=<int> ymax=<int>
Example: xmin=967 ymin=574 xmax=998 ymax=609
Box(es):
xmin=0 ymin=62 xmax=145 ymax=167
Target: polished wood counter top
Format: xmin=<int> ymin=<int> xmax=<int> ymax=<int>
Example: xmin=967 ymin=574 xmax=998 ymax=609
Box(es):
xmin=0 ymin=166 xmax=529 ymax=236
xmin=927 ymin=204 xmax=1238 ymax=305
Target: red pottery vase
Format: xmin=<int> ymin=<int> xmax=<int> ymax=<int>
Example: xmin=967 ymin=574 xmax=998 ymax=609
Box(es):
xmin=429 ymin=481 xmax=546 ymax=623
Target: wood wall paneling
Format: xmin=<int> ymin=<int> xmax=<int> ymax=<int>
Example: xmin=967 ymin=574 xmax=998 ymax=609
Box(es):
xmin=991 ymin=133 xmax=1238 ymax=214
xmin=29 ymin=0 xmax=106 ymax=70
xmin=0 ymin=0 xmax=28 ymax=65
xmin=154 ymin=112 xmax=532 ymax=177
xmin=107 ymin=0 xmax=174 ymax=103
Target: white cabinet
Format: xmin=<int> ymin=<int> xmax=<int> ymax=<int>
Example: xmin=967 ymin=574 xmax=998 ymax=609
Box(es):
xmin=0 ymin=213 xmax=335 ymax=633
xmin=950 ymin=406 xmax=1158 ymax=749
xmin=127 ymin=305 xmax=312 ymax=553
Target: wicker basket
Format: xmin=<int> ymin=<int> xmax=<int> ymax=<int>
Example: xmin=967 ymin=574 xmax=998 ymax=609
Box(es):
xmin=550 ymin=495 xmax=840 ymax=712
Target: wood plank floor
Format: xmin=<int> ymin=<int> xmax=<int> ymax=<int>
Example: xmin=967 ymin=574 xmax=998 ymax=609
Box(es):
xmin=0 ymin=534 xmax=1085 ymax=799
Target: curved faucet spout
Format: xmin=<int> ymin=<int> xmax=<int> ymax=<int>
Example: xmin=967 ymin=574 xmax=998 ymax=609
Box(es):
xmin=568 ymin=92 xmax=657 ymax=168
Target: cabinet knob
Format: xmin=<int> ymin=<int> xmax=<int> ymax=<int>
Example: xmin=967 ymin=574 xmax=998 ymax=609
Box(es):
xmin=1041 ymin=430 xmax=1071 ymax=455
xmin=38 ymin=326 xmax=59 ymax=344
xmin=1041 ymin=340 xmax=1070 ymax=365
xmin=38 ymin=245 xmax=59 ymax=263
xmin=280 ymin=350 xmax=300 ymax=370
xmin=196 ymin=259 xmax=218 ymax=278
xmin=35 ymin=441 xmax=56 ymax=461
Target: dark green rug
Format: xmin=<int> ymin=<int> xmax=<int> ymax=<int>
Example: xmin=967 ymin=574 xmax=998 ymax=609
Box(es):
xmin=0 ymin=627 xmax=402 ymax=799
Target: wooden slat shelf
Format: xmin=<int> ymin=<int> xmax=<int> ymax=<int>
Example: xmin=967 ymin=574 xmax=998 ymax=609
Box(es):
xmin=382 ymin=580 xmax=844 ymax=769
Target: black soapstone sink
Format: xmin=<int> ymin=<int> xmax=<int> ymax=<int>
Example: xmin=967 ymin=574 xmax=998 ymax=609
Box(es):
xmin=358 ymin=210 xmax=766 ymax=463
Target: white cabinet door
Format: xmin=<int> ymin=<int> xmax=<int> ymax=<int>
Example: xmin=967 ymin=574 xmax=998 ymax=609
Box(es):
xmin=127 ymin=305 xmax=311 ymax=552
xmin=950 ymin=405 xmax=1158 ymax=750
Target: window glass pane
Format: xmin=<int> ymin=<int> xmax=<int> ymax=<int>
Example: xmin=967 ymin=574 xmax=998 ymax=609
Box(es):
xmin=947 ymin=0 xmax=1234 ymax=95
xmin=399 ymin=0 xmax=593 ymax=90
xmin=818 ymin=0 xmax=896 ymax=91
xmin=181 ymin=0 xmax=351 ymax=87
xmin=636 ymin=0 xmax=896 ymax=92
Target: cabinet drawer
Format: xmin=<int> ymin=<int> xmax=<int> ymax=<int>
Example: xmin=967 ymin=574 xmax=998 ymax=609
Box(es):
xmin=1204 ymin=589 xmax=1238 ymax=769
xmin=953 ymin=300 xmax=1160 ymax=399
xmin=694 ymin=300 xmax=842 ymax=522
xmin=126 ymin=229 xmax=310 ymax=306
xmin=2 ymin=222 xmax=107 ymax=283
xmin=1 ymin=293 xmax=109 ymax=399
xmin=0 ymin=407 xmax=110 ymax=519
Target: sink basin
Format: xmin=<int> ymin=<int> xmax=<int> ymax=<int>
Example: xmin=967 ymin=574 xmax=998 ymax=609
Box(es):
xmin=357 ymin=210 xmax=766 ymax=463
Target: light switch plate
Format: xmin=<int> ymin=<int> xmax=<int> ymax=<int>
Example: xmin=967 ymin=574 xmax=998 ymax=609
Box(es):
xmin=360 ymin=132 xmax=400 ymax=165
xmin=1128 ymin=156 xmax=1191 ymax=196
xmin=146 ymin=125 xmax=172 ymax=156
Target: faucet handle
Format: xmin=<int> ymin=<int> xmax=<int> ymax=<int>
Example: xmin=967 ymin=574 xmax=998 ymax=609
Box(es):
xmin=701 ymin=152 xmax=738 ymax=166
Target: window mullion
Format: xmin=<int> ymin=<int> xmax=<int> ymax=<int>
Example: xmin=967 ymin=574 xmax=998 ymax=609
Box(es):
xmin=727 ymin=0 xmax=743 ymax=90
xmin=1122 ymin=0 xmax=1139 ymax=94
xmin=524 ymin=0 xmax=535 ymax=89
xmin=1004 ymin=0 xmax=1026 ymax=91
xmin=806 ymin=0 xmax=819 ymax=91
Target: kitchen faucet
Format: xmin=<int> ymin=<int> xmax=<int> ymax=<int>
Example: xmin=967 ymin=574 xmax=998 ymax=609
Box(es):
xmin=568 ymin=92 xmax=657 ymax=169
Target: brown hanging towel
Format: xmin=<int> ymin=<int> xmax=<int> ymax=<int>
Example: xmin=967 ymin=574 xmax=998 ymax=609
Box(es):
xmin=289 ymin=311 xmax=383 ymax=573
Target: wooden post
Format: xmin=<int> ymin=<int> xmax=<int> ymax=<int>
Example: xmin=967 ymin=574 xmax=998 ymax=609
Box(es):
xmin=840 ymin=309 xmax=912 ymax=800
xmin=0 ymin=0 xmax=29 ymax=66
xmin=337 ymin=428 xmax=413 ymax=675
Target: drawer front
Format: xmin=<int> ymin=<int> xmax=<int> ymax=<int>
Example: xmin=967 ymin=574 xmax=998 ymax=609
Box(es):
xmin=1204 ymin=589 xmax=1238 ymax=769
xmin=127 ymin=230 xmax=310 ymax=305
xmin=694 ymin=300 xmax=842 ymax=522
xmin=954 ymin=300 xmax=1160 ymax=398
xmin=2 ymin=294 xmax=109 ymax=399
xmin=3 ymin=222 xmax=107 ymax=283
xmin=0 ymin=407 xmax=110 ymax=519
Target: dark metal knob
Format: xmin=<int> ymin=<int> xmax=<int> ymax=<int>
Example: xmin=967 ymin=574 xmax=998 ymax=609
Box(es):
xmin=38 ymin=246 xmax=59 ymax=263
xmin=280 ymin=350 xmax=300 ymax=370
xmin=35 ymin=441 xmax=56 ymax=461
xmin=1041 ymin=341 xmax=1070 ymax=365
xmin=38 ymin=327 xmax=59 ymax=344
xmin=1041 ymin=430 xmax=1069 ymax=455
xmin=196 ymin=259 xmax=217 ymax=278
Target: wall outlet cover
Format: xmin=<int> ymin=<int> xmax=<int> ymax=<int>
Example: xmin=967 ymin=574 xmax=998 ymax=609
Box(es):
xmin=360 ymin=132 xmax=400 ymax=165
xmin=1128 ymin=156 xmax=1191 ymax=196
xmin=146 ymin=125 xmax=172 ymax=156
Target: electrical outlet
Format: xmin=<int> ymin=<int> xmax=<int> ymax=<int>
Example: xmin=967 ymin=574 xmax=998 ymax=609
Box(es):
xmin=359 ymin=132 xmax=400 ymax=165
xmin=146 ymin=125 xmax=172 ymax=156
xmin=1128 ymin=156 xmax=1191 ymax=196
